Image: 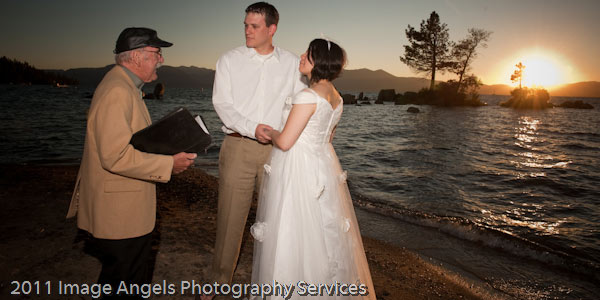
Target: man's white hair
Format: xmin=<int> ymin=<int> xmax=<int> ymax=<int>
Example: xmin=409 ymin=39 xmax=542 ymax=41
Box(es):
xmin=115 ymin=49 xmax=146 ymax=65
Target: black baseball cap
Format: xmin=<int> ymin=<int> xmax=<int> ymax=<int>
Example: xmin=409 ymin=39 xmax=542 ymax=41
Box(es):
xmin=114 ymin=27 xmax=173 ymax=54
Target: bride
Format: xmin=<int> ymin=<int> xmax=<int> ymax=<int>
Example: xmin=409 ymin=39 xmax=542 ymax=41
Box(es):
xmin=250 ymin=38 xmax=376 ymax=299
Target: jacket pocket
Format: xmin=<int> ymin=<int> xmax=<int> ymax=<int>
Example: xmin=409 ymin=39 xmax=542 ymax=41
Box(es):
xmin=104 ymin=179 xmax=143 ymax=193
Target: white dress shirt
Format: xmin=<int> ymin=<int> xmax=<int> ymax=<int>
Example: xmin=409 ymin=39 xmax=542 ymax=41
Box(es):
xmin=212 ymin=45 xmax=307 ymax=139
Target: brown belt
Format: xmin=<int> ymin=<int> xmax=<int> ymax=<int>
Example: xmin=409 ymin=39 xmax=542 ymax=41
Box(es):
xmin=227 ymin=132 xmax=262 ymax=143
xmin=228 ymin=132 xmax=258 ymax=141
xmin=227 ymin=132 xmax=243 ymax=138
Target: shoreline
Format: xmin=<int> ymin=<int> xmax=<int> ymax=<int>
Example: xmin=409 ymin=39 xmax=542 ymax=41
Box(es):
xmin=0 ymin=164 xmax=497 ymax=299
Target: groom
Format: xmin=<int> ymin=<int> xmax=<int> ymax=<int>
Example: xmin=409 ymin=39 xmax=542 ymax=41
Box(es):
xmin=211 ymin=1 xmax=306 ymax=289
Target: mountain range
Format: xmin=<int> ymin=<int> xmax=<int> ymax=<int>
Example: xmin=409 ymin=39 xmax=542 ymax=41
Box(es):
xmin=48 ymin=65 xmax=600 ymax=98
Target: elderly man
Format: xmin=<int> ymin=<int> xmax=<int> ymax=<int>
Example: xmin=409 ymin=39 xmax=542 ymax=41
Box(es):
xmin=67 ymin=27 xmax=196 ymax=298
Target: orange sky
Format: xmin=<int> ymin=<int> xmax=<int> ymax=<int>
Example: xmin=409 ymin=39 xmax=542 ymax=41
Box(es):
xmin=2 ymin=0 xmax=599 ymax=86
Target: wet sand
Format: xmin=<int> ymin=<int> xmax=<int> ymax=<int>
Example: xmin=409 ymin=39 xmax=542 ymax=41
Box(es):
xmin=0 ymin=165 xmax=498 ymax=299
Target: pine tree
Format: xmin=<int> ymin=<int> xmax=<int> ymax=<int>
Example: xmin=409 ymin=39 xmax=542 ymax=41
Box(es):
xmin=511 ymin=62 xmax=525 ymax=89
xmin=450 ymin=28 xmax=492 ymax=92
xmin=400 ymin=11 xmax=453 ymax=90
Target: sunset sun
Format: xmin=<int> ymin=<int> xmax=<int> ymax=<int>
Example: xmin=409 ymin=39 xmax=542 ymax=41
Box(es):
xmin=520 ymin=55 xmax=561 ymax=87
xmin=499 ymin=49 xmax=575 ymax=89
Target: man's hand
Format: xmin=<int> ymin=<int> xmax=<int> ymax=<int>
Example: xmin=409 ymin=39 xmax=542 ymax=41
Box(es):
xmin=172 ymin=152 xmax=197 ymax=174
xmin=255 ymin=124 xmax=273 ymax=144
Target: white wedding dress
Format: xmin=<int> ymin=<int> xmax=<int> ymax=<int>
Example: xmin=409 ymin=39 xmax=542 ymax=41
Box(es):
xmin=251 ymin=89 xmax=376 ymax=299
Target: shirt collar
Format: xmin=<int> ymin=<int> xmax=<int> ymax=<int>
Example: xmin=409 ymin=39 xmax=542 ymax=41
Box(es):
xmin=120 ymin=65 xmax=145 ymax=90
xmin=245 ymin=46 xmax=280 ymax=63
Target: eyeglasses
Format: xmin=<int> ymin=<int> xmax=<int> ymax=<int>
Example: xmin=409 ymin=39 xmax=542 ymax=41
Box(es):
xmin=142 ymin=49 xmax=162 ymax=58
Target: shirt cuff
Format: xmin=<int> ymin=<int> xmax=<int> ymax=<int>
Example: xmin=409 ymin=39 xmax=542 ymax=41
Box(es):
xmin=248 ymin=121 xmax=259 ymax=139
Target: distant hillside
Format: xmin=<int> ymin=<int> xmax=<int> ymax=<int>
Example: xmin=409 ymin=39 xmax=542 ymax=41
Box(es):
xmin=50 ymin=65 xmax=215 ymax=88
xmin=550 ymin=81 xmax=600 ymax=98
xmin=47 ymin=65 xmax=599 ymax=98
xmin=478 ymin=84 xmax=512 ymax=96
xmin=336 ymin=68 xmax=514 ymax=96
xmin=334 ymin=68 xmax=431 ymax=93
xmin=47 ymin=65 xmax=113 ymax=86
xmin=475 ymin=82 xmax=600 ymax=98
xmin=336 ymin=69 xmax=600 ymax=98
xmin=149 ymin=65 xmax=214 ymax=88
xmin=1 ymin=56 xmax=77 ymax=85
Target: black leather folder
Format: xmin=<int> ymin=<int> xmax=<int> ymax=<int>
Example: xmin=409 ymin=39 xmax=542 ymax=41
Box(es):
xmin=130 ymin=107 xmax=211 ymax=155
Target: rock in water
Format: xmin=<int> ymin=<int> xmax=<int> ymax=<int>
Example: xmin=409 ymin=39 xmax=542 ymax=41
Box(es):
xmin=407 ymin=107 xmax=420 ymax=113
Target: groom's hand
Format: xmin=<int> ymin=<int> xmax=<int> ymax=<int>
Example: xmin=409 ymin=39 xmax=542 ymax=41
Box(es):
xmin=255 ymin=124 xmax=273 ymax=144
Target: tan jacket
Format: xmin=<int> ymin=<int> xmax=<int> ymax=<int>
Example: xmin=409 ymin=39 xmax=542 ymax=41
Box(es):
xmin=67 ymin=65 xmax=173 ymax=239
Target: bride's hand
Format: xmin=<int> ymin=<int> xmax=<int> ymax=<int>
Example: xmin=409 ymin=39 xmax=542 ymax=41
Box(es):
xmin=269 ymin=129 xmax=281 ymax=143
xmin=265 ymin=128 xmax=275 ymax=137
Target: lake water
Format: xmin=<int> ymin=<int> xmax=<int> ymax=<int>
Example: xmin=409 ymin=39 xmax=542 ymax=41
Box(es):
xmin=1 ymin=84 xmax=599 ymax=299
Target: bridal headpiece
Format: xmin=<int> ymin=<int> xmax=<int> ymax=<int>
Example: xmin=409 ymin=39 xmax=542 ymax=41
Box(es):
xmin=320 ymin=32 xmax=331 ymax=51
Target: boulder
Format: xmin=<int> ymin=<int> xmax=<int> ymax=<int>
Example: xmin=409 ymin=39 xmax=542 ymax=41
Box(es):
xmin=153 ymin=83 xmax=165 ymax=99
xmin=342 ymin=94 xmax=356 ymax=104
xmin=557 ymin=100 xmax=594 ymax=109
xmin=407 ymin=107 xmax=420 ymax=113
xmin=144 ymin=82 xmax=166 ymax=100
xmin=377 ymin=89 xmax=396 ymax=102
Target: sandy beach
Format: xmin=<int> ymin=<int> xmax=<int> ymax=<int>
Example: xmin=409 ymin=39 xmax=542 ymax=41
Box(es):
xmin=0 ymin=164 xmax=498 ymax=299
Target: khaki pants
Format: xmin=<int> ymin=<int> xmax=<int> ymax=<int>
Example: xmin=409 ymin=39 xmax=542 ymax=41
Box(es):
xmin=212 ymin=135 xmax=272 ymax=284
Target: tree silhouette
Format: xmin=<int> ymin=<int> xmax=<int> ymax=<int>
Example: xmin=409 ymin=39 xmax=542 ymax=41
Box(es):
xmin=450 ymin=28 xmax=492 ymax=93
xmin=511 ymin=62 xmax=525 ymax=89
xmin=0 ymin=56 xmax=78 ymax=85
xmin=503 ymin=62 xmax=553 ymax=109
xmin=400 ymin=11 xmax=453 ymax=90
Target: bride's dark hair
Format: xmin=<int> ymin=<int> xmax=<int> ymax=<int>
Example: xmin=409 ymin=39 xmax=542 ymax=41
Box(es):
xmin=306 ymin=39 xmax=346 ymax=85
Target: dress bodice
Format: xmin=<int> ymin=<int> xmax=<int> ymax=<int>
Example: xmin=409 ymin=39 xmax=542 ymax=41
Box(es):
xmin=281 ymin=89 xmax=343 ymax=147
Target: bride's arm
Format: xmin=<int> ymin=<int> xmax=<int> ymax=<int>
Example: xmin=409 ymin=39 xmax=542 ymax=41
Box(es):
xmin=270 ymin=103 xmax=316 ymax=151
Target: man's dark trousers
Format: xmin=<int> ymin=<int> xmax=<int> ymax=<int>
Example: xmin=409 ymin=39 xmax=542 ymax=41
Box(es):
xmin=92 ymin=232 xmax=153 ymax=299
